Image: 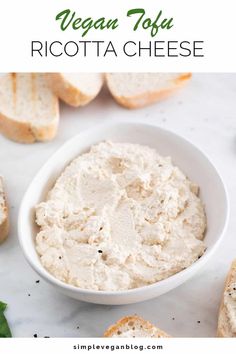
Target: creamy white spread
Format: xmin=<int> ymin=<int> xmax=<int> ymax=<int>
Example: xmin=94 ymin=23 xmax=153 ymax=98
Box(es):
xmin=224 ymin=277 xmax=236 ymax=335
xmin=35 ymin=141 xmax=206 ymax=291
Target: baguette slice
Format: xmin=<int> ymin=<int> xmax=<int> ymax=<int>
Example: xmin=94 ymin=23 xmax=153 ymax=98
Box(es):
xmin=0 ymin=177 xmax=9 ymax=244
xmin=0 ymin=73 xmax=59 ymax=143
xmin=218 ymin=260 xmax=236 ymax=337
xmin=47 ymin=73 xmax=104 ymax=107
xmin=104 ymin=316 xmax=170 ymax=338
xmin=106 ymin=73 xmax=191 ymax=109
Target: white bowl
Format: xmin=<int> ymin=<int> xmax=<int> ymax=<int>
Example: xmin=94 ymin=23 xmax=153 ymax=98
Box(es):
xmin=18 ymin=122 xmax=229 ymax=305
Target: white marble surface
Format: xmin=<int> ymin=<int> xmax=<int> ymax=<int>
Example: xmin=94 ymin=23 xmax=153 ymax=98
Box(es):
xmin=0 ymin=74 xmax=236 ymax=338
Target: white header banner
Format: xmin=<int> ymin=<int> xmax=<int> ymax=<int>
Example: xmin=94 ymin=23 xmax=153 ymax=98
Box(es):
xmin=0 ymin=0 xmax=235 ymax=72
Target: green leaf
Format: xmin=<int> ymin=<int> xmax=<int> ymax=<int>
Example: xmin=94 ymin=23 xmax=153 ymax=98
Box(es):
xmin=0 ymin=301 xmax=7 ymax=312
xmin=0 ymin=301 xmax=12 ymax=338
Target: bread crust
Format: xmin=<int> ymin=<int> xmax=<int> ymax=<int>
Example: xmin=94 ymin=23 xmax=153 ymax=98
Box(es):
xmin=0 ymin=111 xmax=58 ymax=144
xmin=104 ymin=315 xmax=170 ymax=338
xmin=0 ymin=177 xmax=9 ymax=244
xmin=0 ymin=74 xmax=59 ymax=144
xmin=47 ymin=73 xmax=104 ymax=107
xmin=0 ymin=216 xmax=9 ymax=244
xmin=106 ymin=73 xmax=192 ymax=109
xmin=217 ymin=259 xmax=236 ymax=337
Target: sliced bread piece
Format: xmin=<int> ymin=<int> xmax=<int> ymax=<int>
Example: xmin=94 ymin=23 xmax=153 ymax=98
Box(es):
xmin=47 ymin=73 xmax=104 ymax=107
xmin=106 ymin=73 xmax=191 ymax=109
xmin=0 ymin=177 xmax=9 ymax=244
xmin=104 ymin=315 xmax=170 ymax=338
xmin=218 ymin=260 xmax=236 ymax=337
xmin=0 ymin=73 xmax=59 ymax=143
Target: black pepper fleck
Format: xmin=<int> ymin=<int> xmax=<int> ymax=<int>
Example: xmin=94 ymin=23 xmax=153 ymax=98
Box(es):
xmin=28 ymin=294 xmax=31 ymax=297
xmin=98 ymin=250 xmax=103 ymax=254
xmin=44 ymin=336 xmax=50 ymax=338
xmin=59 ymin=256 xmax=62 ymax=259
xmin=197 ymin=321 xmax=201 ymax=324
xmin=36 ymin=280 xmax=40 ymax=284
xmin=33 ymin=334 xmax=38 ymax=338
xmin=172 ymin=318 xmax=175 ymax=320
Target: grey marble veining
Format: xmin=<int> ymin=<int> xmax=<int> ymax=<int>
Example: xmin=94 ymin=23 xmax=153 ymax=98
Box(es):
xmin=0 ymin=74 xmax=236 ymax=337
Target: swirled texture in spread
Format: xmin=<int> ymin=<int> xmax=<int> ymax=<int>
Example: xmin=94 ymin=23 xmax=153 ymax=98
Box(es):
xmin=35 ymin=142 xmax=206 ymax=291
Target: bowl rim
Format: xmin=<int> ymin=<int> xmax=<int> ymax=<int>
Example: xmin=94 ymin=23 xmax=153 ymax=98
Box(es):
xmin=18 ymin=121 xmax=230 ymax=297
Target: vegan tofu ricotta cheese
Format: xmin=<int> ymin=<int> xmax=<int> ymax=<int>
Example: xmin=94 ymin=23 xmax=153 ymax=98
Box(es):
xmin=35 ymin=141 xmax=206 ymax=291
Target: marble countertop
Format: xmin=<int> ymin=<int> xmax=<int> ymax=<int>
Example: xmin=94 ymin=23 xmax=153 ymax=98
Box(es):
xmin=0 ymin=74 xmax=236 ymax=338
